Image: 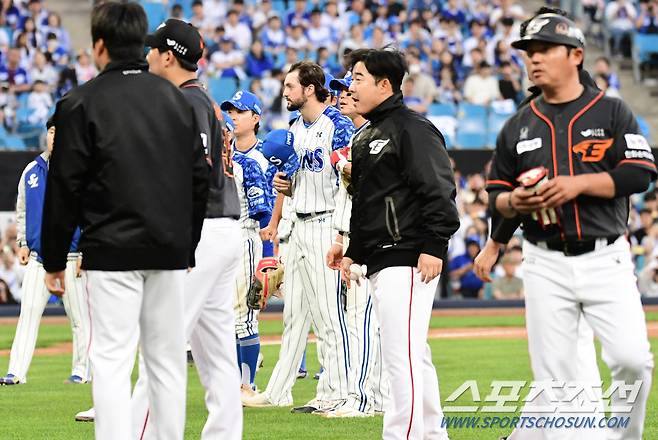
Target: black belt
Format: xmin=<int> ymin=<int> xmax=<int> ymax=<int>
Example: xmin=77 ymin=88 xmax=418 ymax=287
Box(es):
xmin=527 ymin=235 xmax=619 ymax=256
xmin=296 ymin=211 xmax=329 ymax=220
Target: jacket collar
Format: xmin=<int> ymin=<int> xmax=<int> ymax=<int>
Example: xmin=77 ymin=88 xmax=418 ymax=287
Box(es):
xmin=533 ymin=84 xmax=601 ymax=114
xmin=99 ymin=59 xmax=148 ymax=77
xmin=364 ymin=93 xmax=404 ymax=123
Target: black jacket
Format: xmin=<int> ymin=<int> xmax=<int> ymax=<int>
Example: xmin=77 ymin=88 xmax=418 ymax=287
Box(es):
xmin=180 ymin=79 xmax=240 ymax=220
xmin=41 ymin=60 xmax=209 ymax=272
xmin=345 ymin=94 xmax=460 ymax=276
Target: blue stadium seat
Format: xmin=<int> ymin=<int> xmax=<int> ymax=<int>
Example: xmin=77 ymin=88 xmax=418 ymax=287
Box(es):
xmin=486 ymin=112 xmax=512 ymax=148
xmin=2 ymin=135 xmax=26 ymax=150
xmin=458 ymin=114 xmax=487 ymax=134
xmin=458 ymin=103 xmax=487 ymax=119
xmin=632 ymin=33 xmax=658 ymax=82
xmin=636 ymin=115 xmax=652 ymax=143
xmin=428 ymin=102 xmax=456 ymax=117
xmin=140 ymin=1 xmax=167 ymax=32
xmin=271 ymin=0 xmax=288 ymax=16
xmin=456 ymin=131 xmax=487 ymax=149
xmin=208 ymin=77 xmax=240 ymax=104
xmin=240 ymin=77 xmax=252 ymax=92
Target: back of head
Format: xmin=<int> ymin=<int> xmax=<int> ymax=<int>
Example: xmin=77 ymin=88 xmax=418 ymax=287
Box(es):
xmin=92 ymin=2 xmax=147 ymax=62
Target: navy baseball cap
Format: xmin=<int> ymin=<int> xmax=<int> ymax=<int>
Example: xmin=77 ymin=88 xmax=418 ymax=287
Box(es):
xmin=324 ymin=72 xmax=338 ymax=96
xmin=329 ymin=71 xmax=352 ymax=92
xmin=512 ymin=13 xmax=586 ymax=51
xmin=222 ymin=111 xmax=235 ymax=132
xmin=220 ymin=90 xmax=263 ymax=115
xmin=145 ymin=19 xmax=205 ymax=70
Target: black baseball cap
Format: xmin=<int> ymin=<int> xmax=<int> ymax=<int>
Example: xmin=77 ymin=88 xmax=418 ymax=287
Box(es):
xmin=512 ymin=13 xmax=585 ymax=51
xmin=145 ymin=19 xmax=205 ymax=70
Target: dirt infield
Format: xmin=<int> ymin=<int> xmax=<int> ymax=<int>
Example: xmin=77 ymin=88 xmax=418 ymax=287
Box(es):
xmin=4 ymin=321 xmax=658 ymax=357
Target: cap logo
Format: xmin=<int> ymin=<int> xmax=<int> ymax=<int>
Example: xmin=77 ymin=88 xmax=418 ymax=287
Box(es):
xmin=166 ymin=38 xmax=188 ymax=55
xmin=526 ymin=18 xmax=550 ymax=35
xmin=555 ymin=22 xmax=569 ymax=35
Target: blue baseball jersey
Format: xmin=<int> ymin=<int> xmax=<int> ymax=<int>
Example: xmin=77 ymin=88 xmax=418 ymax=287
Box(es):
xmin=21 ymin=153 xmax=80 ymax=261
xmin=232 ymin=139 xmax=276 ymax=230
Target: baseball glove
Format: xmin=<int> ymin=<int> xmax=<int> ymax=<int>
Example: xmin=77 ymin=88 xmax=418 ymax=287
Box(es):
xmin=247 ymin=257 xmax=285 ymax=310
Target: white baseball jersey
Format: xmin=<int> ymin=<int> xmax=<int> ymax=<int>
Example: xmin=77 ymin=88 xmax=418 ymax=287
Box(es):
xmin=289 ymin=106 xmax=354 ymax=214
xmin=333 ymin=121 xmax=371 ymax=233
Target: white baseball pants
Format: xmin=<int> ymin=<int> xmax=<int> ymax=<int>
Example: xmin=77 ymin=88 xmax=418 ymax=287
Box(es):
xmin=522 ymin=237 xmax=653 ymax=440
xmin=342 ymin=235 xmax=388 ymax=414
xmin=86 ymin=269 xmax=186 ymax=440
xmin=264 ymin=213 xmax=350 ymax=406
xmin=234 ymin=227 xmax=261 ymax=339
xmin=7 ymin=257 xmax=90 ymax=382
xmin=132 ymin=218 xmax=243 ymax=440
xmin=369 ymin=266 xmax=449 ymax=440
xmin=508 ymin=317 xmax=604 ymax=440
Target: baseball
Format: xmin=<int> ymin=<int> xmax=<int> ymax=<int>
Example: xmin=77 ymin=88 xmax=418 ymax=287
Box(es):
xmin=349 ymin=263 xmax=363 ymax=280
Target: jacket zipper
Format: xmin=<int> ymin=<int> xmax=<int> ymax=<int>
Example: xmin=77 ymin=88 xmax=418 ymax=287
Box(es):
xmin=385 ymin=196 xmax=402 ymax=242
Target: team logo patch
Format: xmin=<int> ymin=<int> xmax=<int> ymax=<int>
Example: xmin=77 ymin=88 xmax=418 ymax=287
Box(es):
xmin=516 ymin=138 xmax=542 ymax=155
xmin=580 ymin=128 xmax=606 ymax=138
xmin=247 ymin=187 xmax=264 ymax=199
xmin=519 ymin=127 xmax=529 ymax=140
xmin=27 ymin=173 xmax=38 ymax=188
xmin=301 ymin=147 xmax=324 ymax=172
xmin=624 ymin=134 xmax=651 ymax=152
xmin=525 ymin=18 xmax=550 ymax=35
xmin=369 ymin=139 xmax=389 ymax=155
xmin=572 ymin=139 xmax=613 ymax=162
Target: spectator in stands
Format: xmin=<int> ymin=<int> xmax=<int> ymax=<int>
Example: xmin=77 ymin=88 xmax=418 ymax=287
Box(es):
xmin=442 ymin=0 xmax=468 ymax=26
xmin=224 ymin=9 xmax=251 ymax=51
xmin=0 ymin=278 xmax=17 ymax=304
xmin=250 ymin=0 xmax=272 ymax=30
xmin=282 ymin=46 xmax=298 ymax=73
xmin=0 ymin=47 xmax=30 ymax=94
xmin=261 ymin=15 xmax=286 ymax=56
xmin=402 ymin=76 xmax=427 ymax=114
xmin=489 ymin=0 xmax=525 ymax=29
xmin=286 ymin=24 xmax=310 ymax=53
xmin=494 ymin=16 xmax=519 ymax=49
xmin=637 ymin=0 xmax=658 ymax=34
xmin=638 ymin=258 xmax=658 ymax=296
xmin=20 ymin=17 xmax=43 ymax=51
xmin=633 ymin=208 xmax=654 ymax=246
xmin=443 ymin=18 xmax=465 ymax=59
xmin=491 ymin=255 xmax=524 ymax=299
xmin=316 ymin=46 xmax=340 ymax=76
xmin=0 ymin=244 xmax=21 ymax=302
xmin=25 ymin=0 xmax=48 ymax=29
xmin=449 ymin=238 xmax=485 ymax=298
xmin=325 ymin=0 xmax=347 ymax=41
xmin=345 ymin=0 xmax=365 ymax=27
xmin=210 ymin=37 xmax=245 ymax=79
xmin=4 ymin=0 xmax=22 ymax=30
xmin=202 ymin=0 xmax=227 ymax=27
xmin=463 ymin=47 xmax=485 ymax=77
xmin=605 ymin=0 xmax=638 ymax=57
xmin=307 ymin=9 xmax=333 ymax=51
xmin=595 ymin=74 xmax=622 ymax=98
xmin=287 ymin=0 xmax=310 ymax=28
xmin=260 ymin=68 xmax=282 ymax=110
xmin=463 ymin=19 xmax=489 ymax=68
xmin=437 ymin=65 xmax=462 ymax=104
xmin=644 ymin=191 xmax=658 ymax=215
xmin=359 ymin=8 xmax=375 ymax=40
xmin=231 ymin=0 xmax=251 ymax=27
xmin=406 ymin=52 xmax=438 ymax=103
xmin=15 ymin=32 xmax=37 ymax=65
xmin=493 ymin=40 xmax=522 ymax=70
xmin=206 ymin=26 xmax=226 ymax=58
xmin=74 ymin=50 xmax=97 ymax=84
xmin=190 ymin=0 xmax=213 ymax=35
xmin=498 ymin=61 xmax=522 ymax=103
xmin=44 ymin=32 xmax=67 ymax=64
xmin=642 ymin=218 xmax=658 ymax=258
xmin=594 ymin=56 xmax=621 ymax=90
xmin=402 ymin=18 xmax=432 ymax=58
xmin=169 ymin=4 xmax=185 ymax=21
xmin=368 ymin=25 xmax=392 ymax=48
xmin=339 ymin=23 xmax=368 ymax=57
xmin=463 ymin=61 xmax=501 ymax=106
xmin=42 ymin=12 xmax=70 ymax=51
xmin=26 ymin=79 xmax=51 ymax=125
xmin=245 ymin=40 xmax=274 ymax=79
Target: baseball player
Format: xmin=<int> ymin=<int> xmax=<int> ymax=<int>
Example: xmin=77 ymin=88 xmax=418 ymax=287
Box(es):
xmin=1 ymin=117 xmax=90 ymax=386
xmin=129 ymin=19 xmax=243 ymax=440
xmin=324 ymin=71 xmax=387 ymax=418
xmin=219 ymin=91 xmax=276 ymax=395
xmin=487 ymin=10 xmax=654 ymax=439
xmin=342 ymin=48 xmax=458 ymax=440
xmin=243 ymin=61 xmax=355 ymax=413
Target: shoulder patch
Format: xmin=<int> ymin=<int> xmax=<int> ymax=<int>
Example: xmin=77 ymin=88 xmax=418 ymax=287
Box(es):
xmin=516 ymin=138 xmax=542 ymax=155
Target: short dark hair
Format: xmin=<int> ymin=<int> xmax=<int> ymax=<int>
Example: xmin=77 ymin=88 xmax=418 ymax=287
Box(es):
xmin=288 ymin=61 xmax=330 ymax=102
xmin=347 ymin=47 xmax=408 ymax=94
xmin=91 ymin=2 xmax=147 ymax=62
xmin=156 ymin=47 xmax=197 ymax=72
xmin=595 ymin=56 xmax=610 ymax=66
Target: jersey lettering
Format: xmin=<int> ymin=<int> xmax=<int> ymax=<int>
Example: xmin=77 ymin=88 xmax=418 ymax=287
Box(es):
xmin=572 ymin=139 xmax=614 ymax=162
xmin=301 ymin=148 xmax=324 ymax=172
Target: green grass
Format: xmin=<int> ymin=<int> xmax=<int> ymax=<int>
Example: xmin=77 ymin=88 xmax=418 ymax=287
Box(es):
xmin=1 ymin=314 xmax=657 ymax=439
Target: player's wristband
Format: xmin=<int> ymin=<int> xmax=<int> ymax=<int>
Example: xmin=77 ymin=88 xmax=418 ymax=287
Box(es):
xmin=507 ymin=192 xmax=516 ymax=213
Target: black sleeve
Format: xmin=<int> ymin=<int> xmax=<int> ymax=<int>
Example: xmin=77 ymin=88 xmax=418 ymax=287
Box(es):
xmin=490 ymin=213 xmax=522 ymax=244
xmin=609 ymin=165 xmax=653 ymax=197
xmin=610 ymin=99 xmax=657 ymax=179
xmin=400 ymin=120 xmax=460 ymax=259
xmin=42 ymin=93 xmax=90 ymax=273
xmin=188 ymin=108 xmax=210 ymax=268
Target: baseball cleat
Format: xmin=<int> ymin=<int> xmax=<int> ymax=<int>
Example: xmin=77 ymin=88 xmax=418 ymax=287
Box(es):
xmin=296 ymin=368 xmax=308 ymax=379
xmin=75 ymin=408 xmax=95 ymax=422
xmin=2 ymin=374 xmax=21 ymax=385
xmin=64 ymin=375 xmax=86 ymax=384
xmin=242 ymin=392 xmax=275 ymax=408
xmin=322 ymin=407 xmax=374 ymax=418
xmin=187 ymin=349 xmax=194 ymax=364
xmin=291 ymin=405 xmax=318 ymax=413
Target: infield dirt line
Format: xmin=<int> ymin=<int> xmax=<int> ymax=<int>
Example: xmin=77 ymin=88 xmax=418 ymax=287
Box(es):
xmin=4 ymin=322 xmax=658 ymax=357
